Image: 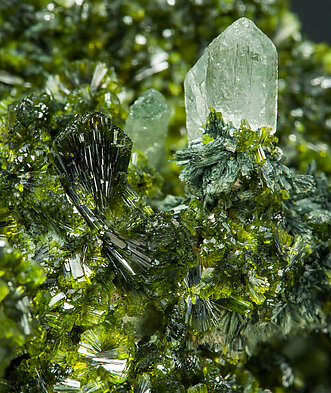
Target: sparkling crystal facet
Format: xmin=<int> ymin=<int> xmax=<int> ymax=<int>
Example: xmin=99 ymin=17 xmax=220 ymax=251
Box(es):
xmin=124 ymin=88 xmax=170 ymax=167
xmin=184 ymin=17 xmax=278 ymax=143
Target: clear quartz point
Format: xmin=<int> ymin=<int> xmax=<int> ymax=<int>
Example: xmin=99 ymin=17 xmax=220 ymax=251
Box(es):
xmin=184 ymin=17 xmax=278 ymax=143
xmin=124 ymin=88 xmax=170 ymax=167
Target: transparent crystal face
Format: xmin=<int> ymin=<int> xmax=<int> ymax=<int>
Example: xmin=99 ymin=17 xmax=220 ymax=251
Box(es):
xmin=124 ymin=88 xmax=171 ymax=166
xmin=184 ymin=18 xmax=278 ymax=143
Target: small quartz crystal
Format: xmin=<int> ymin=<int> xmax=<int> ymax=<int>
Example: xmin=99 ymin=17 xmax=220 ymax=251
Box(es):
xmin=184 ymin=17 xmax=278 ymax=143
xmin=124 ymin=88 xmax=170 ymax=167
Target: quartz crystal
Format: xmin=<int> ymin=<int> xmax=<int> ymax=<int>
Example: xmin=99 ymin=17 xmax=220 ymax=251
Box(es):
xmin=124 ymin=88 xmax=171 ymax=167
xmin=184 ymin=17 xmax=278 ymax=143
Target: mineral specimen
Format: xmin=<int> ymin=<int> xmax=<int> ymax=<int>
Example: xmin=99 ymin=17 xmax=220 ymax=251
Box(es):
xmin=184 ymin=17 xmax=278 ymax=143
xmin=53 ymin=113 xmax=132 ymax=220
xmin=1 ymin=3 xmax=331 ymax=391
xmin=124 ymin=88 xmax=171 ymax=167
xmin=53 ymin=113 xmax=152 ymax=280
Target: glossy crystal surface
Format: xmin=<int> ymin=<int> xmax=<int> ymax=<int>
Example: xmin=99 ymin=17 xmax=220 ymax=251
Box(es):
xmin=124 ymin=88 xmax=170 ymax=166
xmin=185 ymin=17 xmax=278 ymax=142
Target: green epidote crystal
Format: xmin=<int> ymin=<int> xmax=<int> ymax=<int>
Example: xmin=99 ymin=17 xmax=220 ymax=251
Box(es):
xmin=124 ymin=88 xmax=170 ymax=167
xmin=53 ymin=113 xmax=153 ymax=280
xmin=0 ymin=3 xmax=330 ymax=392
xmin=187 ymin=383 xmax=208 ymax=393
xmin=185 ymin=18 xmax=278 ymax=142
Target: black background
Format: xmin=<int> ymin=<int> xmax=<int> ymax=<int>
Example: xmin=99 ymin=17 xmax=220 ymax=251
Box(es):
xmin=291 ymin=0 xmax=331 ymax=44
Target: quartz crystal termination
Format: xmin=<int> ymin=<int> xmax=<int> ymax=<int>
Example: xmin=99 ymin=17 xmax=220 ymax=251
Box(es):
xmin=124 ymin=88 xmax=170 ymax=167
xmin=184 ymin=17 xmax=278 ymax=143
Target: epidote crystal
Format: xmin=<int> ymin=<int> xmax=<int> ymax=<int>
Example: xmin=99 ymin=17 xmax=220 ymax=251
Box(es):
xmin=184 ymin=18 xmax=278 ymax=143
xmin=124 ymin=88 xmax=170 ymax=167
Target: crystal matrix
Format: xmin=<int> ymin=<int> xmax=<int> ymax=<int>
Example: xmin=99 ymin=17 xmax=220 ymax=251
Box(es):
xmin=184 ymin=18 xmax=278 ymax=142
